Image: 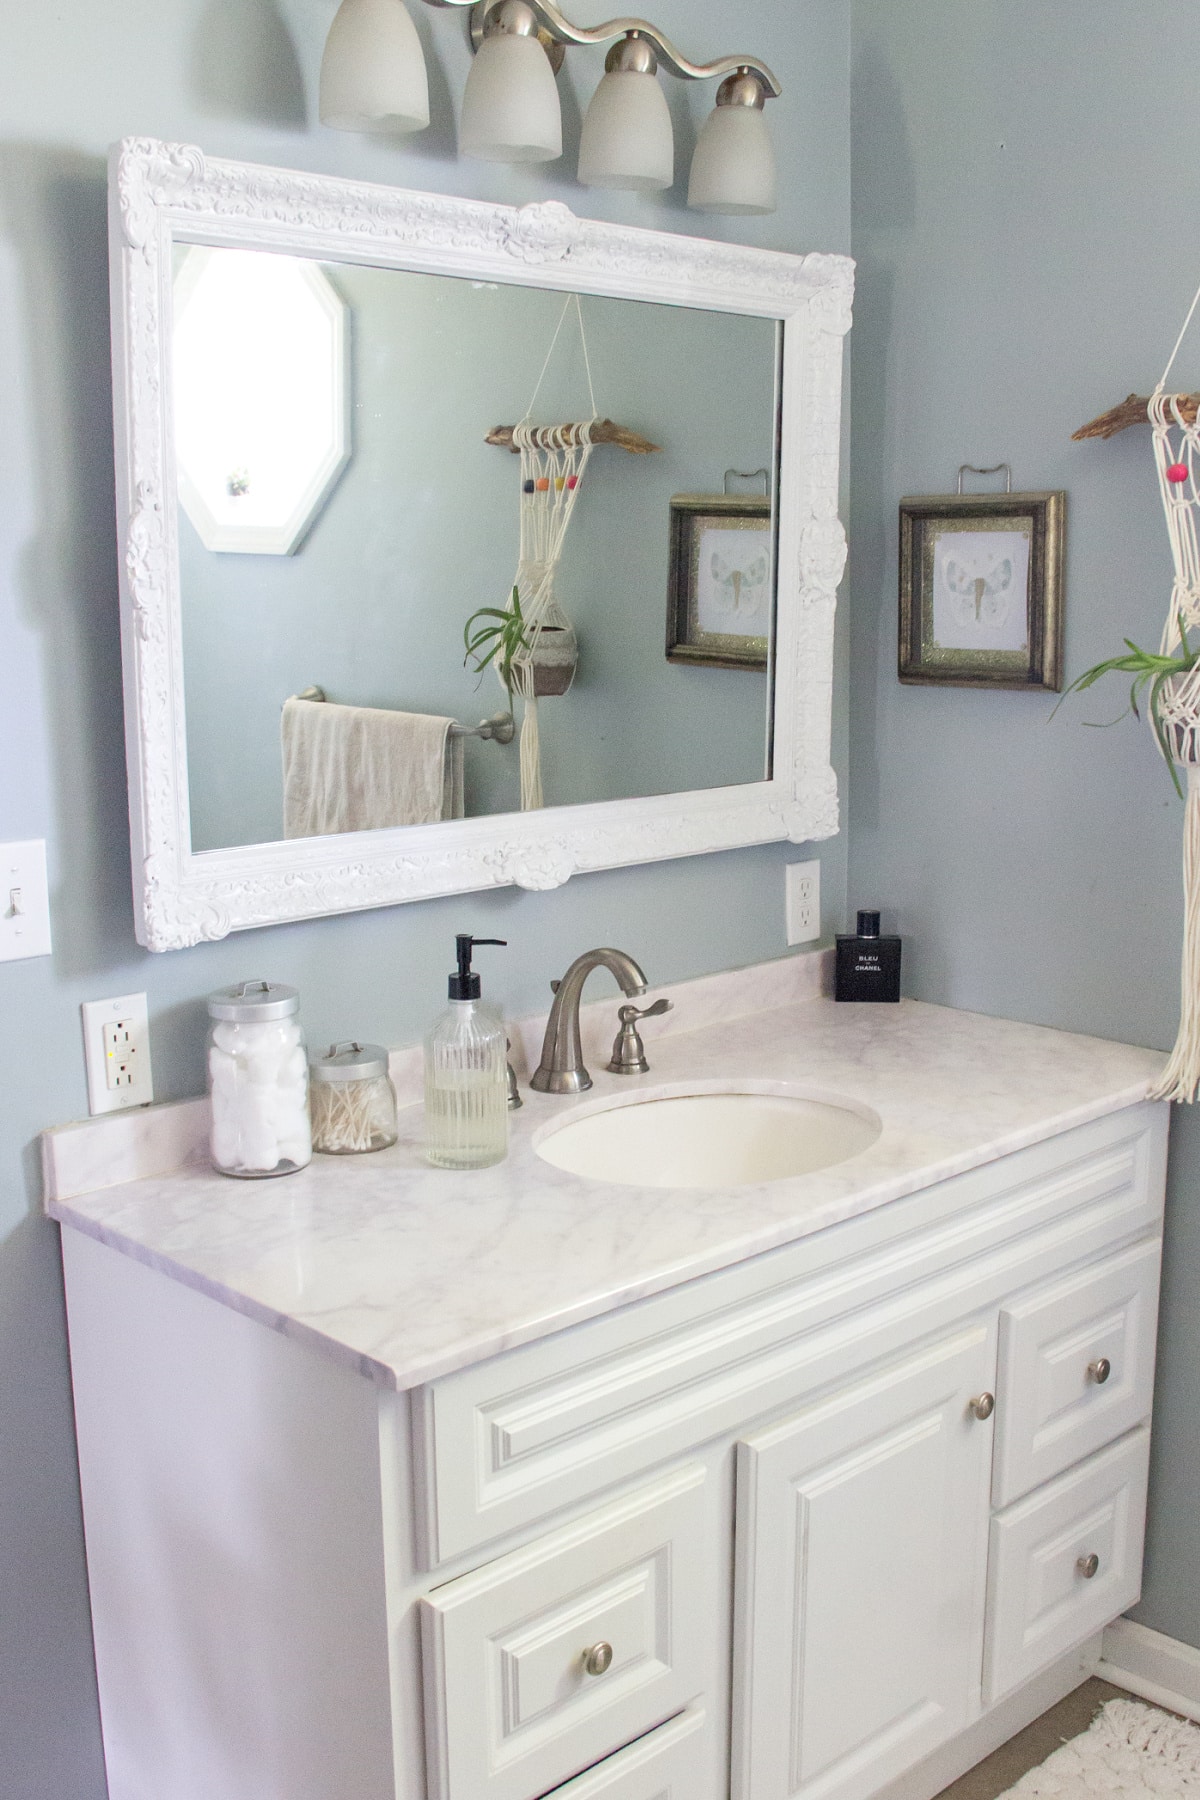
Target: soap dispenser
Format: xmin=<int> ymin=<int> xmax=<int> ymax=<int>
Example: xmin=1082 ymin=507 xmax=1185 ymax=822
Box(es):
xmin=424 ymin=935 xmax=509 ymax=1169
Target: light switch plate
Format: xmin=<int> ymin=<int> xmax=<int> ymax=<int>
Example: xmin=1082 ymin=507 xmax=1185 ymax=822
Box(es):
xmin=0 ymin=839 xmax=52 ymax=961
xmin=786 ymin=859 xmax=821 ymax=945
xmin=82 ymin=993 xmax=154 ymax=1115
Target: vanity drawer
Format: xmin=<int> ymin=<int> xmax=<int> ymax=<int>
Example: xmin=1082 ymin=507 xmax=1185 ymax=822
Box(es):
xmin=993 ymin=1238 xmax=1160 ymax=1506
xmin=983 ymin=1426 xmax=1149 ymax=1704
xmin=540 ymin=1709 xmax=712 ymax=1800
xmin=420 ymin=1463 xmax=715 ymax=1800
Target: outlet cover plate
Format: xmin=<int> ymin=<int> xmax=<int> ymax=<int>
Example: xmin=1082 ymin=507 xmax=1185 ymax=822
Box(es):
xmin=0 ymin=840 xmax=52 ymax=962
xmin=786 ymin=859 xmax=821 ymax=945
xmin=82 ymin=993 xmax=154 ymax=1116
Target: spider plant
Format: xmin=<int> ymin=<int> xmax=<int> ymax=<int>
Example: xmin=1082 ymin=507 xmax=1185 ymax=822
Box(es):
xmin=1055 ymin=615 xmax=1200 ymax=797
xmin=463 ymin=587 xmax=529 ymax=693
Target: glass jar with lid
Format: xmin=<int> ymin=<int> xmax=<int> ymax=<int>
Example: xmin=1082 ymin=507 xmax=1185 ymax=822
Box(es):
xmin=309 ymin=1041 xmax=399 ymax=1155
xmin=207 ymin=980 xmax=312 ymax=1178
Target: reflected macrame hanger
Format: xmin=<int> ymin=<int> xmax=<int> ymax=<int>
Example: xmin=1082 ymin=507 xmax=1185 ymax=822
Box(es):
xmin=506 ymin=295 xmax=600 ymax=812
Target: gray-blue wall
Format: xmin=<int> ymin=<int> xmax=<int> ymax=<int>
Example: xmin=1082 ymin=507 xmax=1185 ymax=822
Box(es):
xmin=0 ymin=2 xmax=849 ymax=1792
xmin=849 ymin=1 xmax=1200 ymax=1650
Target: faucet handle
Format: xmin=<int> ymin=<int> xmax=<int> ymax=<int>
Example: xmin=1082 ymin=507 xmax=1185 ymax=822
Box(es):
xmin=606 ymin=999 xmax=672 ymax=1076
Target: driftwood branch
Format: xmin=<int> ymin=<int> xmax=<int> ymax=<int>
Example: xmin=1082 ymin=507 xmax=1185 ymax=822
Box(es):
xmin=485 ymin=418 xmax=661 ymax=454
xmin=1072 ymin=392 xmax=1200 ymax=440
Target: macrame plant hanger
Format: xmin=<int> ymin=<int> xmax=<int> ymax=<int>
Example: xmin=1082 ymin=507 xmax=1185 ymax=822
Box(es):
xmin=1147 ymin=279 xmax=1200 ymax=1100
xmin=507 ymin=294 xmax=599 ymax=811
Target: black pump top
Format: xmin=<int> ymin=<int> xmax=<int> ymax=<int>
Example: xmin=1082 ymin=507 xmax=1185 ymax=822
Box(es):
xmin=857 ymin=911 xmax=881 ymax=938
xmin=449 ymin=934 xmax=506 ymax=1000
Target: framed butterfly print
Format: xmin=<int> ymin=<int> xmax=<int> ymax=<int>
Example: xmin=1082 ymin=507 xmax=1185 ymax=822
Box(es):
xmin=666 ymin=493 xmax=773 ymax=671
xmin=898 ymin=489 xmax=1065 ymax=690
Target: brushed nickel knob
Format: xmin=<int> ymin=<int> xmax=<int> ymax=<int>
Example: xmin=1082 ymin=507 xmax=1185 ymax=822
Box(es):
xmin=970 ymin=1392 xmax=995 ymax=1421
xmin=583 ymin=1642 xmax=613 ymax=1677
xmin=1088 ymin=1358 xmax=1112 ymax=1384
xmin=1077 ymin=1553 xmax=1100 ymax=1579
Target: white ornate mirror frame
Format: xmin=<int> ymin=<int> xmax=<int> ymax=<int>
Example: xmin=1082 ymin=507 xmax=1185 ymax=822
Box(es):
xmin=110 ymin=137 xmax=852 ymax=950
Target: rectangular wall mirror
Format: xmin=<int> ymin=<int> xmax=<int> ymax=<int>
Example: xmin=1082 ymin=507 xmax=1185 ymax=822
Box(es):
xmin=110 ymin=139 xmax=852 ymax=948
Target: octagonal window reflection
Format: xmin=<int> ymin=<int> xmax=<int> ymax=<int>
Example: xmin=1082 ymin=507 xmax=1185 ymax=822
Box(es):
xmin=173 ymin=247 xmax=350 ymax=555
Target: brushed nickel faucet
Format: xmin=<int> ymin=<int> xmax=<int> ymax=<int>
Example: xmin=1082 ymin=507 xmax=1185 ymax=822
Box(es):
xmin=529 ymin=948 xmax=649 ymax=1094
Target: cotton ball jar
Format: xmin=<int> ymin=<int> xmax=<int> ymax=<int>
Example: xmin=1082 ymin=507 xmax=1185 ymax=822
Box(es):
xmin=206 ymin=981 xmax=312 ymax=1178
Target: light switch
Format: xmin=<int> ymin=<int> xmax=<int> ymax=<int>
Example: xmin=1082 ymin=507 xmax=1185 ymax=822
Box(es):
xmin=0 ymin=840 xmax=52 ymax=962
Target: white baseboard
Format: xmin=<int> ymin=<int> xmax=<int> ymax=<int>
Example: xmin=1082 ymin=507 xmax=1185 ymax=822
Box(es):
xmin=1098 ymin=1618 xmax=1200 ymax=1723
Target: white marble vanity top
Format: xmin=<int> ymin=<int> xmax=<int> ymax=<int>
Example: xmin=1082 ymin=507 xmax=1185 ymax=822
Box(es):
xmin=44 ymin=956 xmax=1165 ymax=1391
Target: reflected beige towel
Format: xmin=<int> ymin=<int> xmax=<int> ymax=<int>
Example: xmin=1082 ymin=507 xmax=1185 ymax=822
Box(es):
xmin=281 ymin=697 xmax=464 ymax=839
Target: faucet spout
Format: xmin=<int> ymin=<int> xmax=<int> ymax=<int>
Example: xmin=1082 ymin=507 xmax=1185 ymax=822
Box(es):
xmin=529 ymin=948 xmax=648 ymax=1094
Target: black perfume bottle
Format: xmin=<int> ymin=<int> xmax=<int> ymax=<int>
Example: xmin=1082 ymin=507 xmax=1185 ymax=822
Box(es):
xmin=835 ymin=911 xmax=902 ymax=1003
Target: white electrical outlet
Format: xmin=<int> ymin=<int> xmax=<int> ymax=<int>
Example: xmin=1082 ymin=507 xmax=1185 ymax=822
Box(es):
xmin=786 ymin=859 xmax=821 ymax=945
xmin=82 ymin=993 xmax=153 ymax=1116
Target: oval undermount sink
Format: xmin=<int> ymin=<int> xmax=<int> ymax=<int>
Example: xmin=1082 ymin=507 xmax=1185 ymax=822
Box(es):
xmin=533 ymin=1085 xmax=881 ymax=1190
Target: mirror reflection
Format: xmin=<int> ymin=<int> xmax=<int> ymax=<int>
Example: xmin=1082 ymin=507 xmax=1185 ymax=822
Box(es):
xmin=174 ymin=246 xmax=780 ymax=852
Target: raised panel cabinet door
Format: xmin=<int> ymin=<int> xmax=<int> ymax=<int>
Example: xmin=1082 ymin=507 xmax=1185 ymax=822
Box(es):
xmin=733 ymin=1323 xmax=997 ymax=1800
xmin=993 ymin=1238 xmax=1161 ymax=1507
xmin=420 ymin=1463 xmax=717 ymax=1800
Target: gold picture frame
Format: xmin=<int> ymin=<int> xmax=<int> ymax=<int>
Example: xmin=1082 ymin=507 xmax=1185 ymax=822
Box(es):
xmin=666 ymin=493 xmax=773 ymax=671
xmin=898 ymin=490 xmax=1065 ymax=690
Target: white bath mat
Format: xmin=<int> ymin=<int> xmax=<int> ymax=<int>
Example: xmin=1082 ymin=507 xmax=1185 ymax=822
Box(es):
xmin=1001 ymin=1699 xmax=1200 ymax=1799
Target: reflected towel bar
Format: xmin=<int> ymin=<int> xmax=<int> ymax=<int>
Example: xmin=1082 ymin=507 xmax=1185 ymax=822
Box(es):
xmin=294 ymin=687 xmax=515 ymax=744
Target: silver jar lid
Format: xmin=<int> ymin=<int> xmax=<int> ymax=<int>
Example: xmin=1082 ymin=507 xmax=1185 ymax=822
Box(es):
xmin=207 ymin=980 xmax=300 ymax=1022
xmin=309 ymin=1041 xmax=390 ymax=1084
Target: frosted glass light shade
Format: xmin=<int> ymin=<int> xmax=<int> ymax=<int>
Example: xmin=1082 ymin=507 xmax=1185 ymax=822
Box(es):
xmin=460 ymin=31 xmax=562 ymax=163
xmin=578 ymin=69 xmax=674 ymax=192
xmin=688 ymin=103 xmax=777 ymax=215
xmin=319 ymin=0 xmax=429 ymax=133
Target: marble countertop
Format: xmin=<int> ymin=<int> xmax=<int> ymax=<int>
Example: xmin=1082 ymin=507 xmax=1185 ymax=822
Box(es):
xmin=46 ymin=971 xmax=1165 ymax=1391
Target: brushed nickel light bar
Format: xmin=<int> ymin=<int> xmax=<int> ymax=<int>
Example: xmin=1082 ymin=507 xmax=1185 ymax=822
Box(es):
xmin=320 ymin=0 xmax=780 ymax=213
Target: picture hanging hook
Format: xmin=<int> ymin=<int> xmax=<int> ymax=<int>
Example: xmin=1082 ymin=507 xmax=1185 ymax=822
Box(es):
xmin=957 ymin=462 xmax=1012 ymax=495
xmin=724 ymin=466 xmax=770 ymax=497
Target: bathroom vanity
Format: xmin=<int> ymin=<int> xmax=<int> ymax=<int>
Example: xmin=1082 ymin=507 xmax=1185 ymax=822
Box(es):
xmin=45 ymin=961 xmax=1168 ymax=1800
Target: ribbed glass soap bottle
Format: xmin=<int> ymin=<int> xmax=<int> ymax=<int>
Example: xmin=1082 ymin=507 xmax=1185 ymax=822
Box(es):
xmin=424 ymin=935 xmax=508 ymax=1170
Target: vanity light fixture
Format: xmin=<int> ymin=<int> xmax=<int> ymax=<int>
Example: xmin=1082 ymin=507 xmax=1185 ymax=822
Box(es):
xmin=318 ymin=0 xmax=781 ymax=213
xmin=460 ymin=1 xmax=563 ymax=163
xmin=319 ymin=0 xmax=431 ymax=133
xmin=687 ymin=70 xmax=778 ymax=217
xmin=577 ymin=32 xmax=673 ymax=194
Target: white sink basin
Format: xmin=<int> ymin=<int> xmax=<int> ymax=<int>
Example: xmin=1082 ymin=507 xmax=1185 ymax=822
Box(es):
xmin=533 ymin=1085 xmax=881 ymax=1190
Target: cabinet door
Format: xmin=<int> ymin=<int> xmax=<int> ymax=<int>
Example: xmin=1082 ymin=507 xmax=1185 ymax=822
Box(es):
xmin=421 ymin=1463 xmax=715 ymax=1800
xmin=733 ymin=1323 xmax=996 ymax=1800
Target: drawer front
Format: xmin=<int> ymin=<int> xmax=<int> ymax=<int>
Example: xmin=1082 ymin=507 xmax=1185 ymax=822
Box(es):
xmin=415 ymin=1104 xmax=1166 ymax=1565
xmin=984 ymin=1427 xmax=1149 ymax=1704
xmin=993 ymin=1238 xmax=1160 ymax=1506
xmin=540 ymin=1710 xmax=712 ymax=1800
xmin=420 ymin=1464 xmax=715 ymax=1800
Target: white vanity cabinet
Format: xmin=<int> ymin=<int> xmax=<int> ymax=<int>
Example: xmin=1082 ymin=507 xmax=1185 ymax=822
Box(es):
xmin=58 ymin=1099 xmax=1167 ymax=1800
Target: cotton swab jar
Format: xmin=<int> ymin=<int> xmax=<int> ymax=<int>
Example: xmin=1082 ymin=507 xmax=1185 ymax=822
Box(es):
xmin=309 ymin=1041 xmax=398 ymax=1155
xmin=206 ymin=981 xmax=312 ymax=1178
